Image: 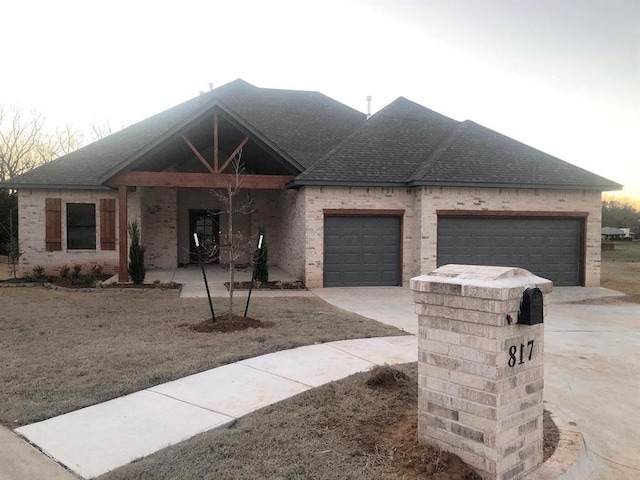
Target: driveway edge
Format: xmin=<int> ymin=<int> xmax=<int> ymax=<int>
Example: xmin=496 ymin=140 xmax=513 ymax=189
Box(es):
xmin=530 ymin=404 xmax=592 ymax=479
xmin=0 ymin=426 xmax=77 ymax=480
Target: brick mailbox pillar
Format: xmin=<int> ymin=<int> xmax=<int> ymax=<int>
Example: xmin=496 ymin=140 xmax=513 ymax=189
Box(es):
xmin=411 ymin=264 xmax=552 ymax=480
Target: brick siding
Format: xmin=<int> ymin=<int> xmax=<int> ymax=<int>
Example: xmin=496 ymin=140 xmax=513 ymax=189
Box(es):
xmin=302 ymin=186 xmax=602 ymax=288
xmin=18 ymin=189 xmax=121 ymax=276
xmin=17 ymin=186 xmax=603 ymax=286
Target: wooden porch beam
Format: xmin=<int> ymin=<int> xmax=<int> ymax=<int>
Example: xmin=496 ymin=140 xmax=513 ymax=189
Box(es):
xmin=213 ymin=114 xmax=219 ymax=172
xmin=107 ymin=171 xmax=294 ymax=189
xmin=219 ymin=137 xmax=249 ymax=173
xmin=118 ymin=185 xmax=129 ymax=282
xmin=181 ymin=135 xmax=215 ymax=174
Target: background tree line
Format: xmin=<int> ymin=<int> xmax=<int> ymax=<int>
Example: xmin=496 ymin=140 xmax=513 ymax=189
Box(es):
xmin=602 ymin=195 xmax=640 ymax=231
xmin=0 ymin=104 xmax=115 ymax=255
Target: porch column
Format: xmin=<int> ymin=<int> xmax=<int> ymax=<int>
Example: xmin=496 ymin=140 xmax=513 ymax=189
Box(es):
xmin=118 ymin=185 xmax=129 ymax=282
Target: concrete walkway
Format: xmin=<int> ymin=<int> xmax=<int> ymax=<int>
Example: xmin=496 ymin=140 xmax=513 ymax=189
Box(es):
xmin=5 ymin=284 xmax=640 ymax=479
xmin=105 ymin=265 xmax=309 ymax=298
xmin=311 ymin=286 xmax=417 ymax=334
xmin=0 ymin=426 xmax=76 ymax=480
xmin=15 ymin=335 xmax=417 ymax=479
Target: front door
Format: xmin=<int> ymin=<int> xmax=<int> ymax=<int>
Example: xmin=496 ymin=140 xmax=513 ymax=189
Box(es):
xmin=189 ymin=209 xmax=220 ymax=263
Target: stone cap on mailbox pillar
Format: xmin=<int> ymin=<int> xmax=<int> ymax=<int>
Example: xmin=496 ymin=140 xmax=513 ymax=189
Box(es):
xmin=411 ymin=264 xmax=553 ymax=300
xmin=411 ymin=265 xmax=552 ymax=480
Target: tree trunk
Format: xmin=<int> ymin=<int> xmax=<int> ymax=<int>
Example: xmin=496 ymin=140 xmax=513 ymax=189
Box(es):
xmin=227 ymin=186 xmax=234 ymax=321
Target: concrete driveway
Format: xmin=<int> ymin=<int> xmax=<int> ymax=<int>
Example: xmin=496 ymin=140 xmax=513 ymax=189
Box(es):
xmin=544 ymin=290 xmax=640 ymax=479
xmin=314 ymin=286 xmax=640 ymax=480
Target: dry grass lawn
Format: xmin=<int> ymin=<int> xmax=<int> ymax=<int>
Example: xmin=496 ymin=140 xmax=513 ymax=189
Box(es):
xmin=601 ymin=241 xmax=640 ymax=301
xmin=0 ymin=287 xmax=405 ymax=427
xmin=99 ymin=363 xmax=558 ymax=480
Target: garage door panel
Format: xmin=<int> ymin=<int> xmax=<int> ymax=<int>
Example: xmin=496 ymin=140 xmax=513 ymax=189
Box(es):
xmin=437 ymin=217 xmax=582 ymax=286
xmin=324 ymin=216 xmax=401 ymax=287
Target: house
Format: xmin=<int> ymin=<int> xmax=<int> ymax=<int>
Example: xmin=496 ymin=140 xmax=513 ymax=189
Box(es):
xmin=1 ymin=79 xmax=621 ymax=287
xmin=602 ymin=227 xmax=633 ymax=241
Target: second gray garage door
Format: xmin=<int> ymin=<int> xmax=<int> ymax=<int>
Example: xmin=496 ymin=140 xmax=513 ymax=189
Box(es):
xmin=324 ymin=216 xmax=401 ymax=287
xmin=437 ymin=217 xmax=583 ymax=286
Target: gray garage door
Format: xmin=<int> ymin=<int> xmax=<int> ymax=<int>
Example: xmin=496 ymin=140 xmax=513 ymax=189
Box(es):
xmin=437 ymin=217 xmax=583 ymax=286
xmin=324 ymin=216 xmax=401 ymax=287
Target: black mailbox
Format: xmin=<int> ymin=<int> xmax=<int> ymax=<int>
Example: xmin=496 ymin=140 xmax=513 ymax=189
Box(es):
xmin=518 ymin=287 xmax=544 ymax=325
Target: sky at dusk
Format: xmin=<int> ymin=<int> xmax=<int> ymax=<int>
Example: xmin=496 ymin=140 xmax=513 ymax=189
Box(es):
xmin=1 ymin=0 xmax=638 ymax=198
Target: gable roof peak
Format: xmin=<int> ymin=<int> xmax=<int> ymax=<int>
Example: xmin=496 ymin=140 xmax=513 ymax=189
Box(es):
xmin=371 ymin=96 xmax=457 ymax=123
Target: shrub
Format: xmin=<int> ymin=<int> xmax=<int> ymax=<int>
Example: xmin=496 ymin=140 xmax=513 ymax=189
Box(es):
xmin=91 ymin=264 xmax=103 ymax=277
xmin=59 ymin=264 xmax=70 ymax=278
xmin=128 ymin=220 xmax=146 ymax=285
xmin=255 ymin=227 xmax=269 ymax=283
xmin=72 ymin=264 xmax=82 ymax=279
xmin=32 ymin=265 xmax=46 ymax=279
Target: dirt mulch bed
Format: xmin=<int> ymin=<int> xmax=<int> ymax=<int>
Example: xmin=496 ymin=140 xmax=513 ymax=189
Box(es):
xmin=102 ymin=282 xmax=181 ymax=290
xmin=0 ymin=277 xmax=44 ymax=284
xmin=542 ymin=410 xmax=560 ymax=461
xmin=100 ymin=364 xmax=558 ymax=480
xmin=225 ymin=280 xmax=306 ymax=290
xmin=189 ymin=315 xmax=273 ymax=333
xmin=0 ymin=276 xmax=181 ymax=290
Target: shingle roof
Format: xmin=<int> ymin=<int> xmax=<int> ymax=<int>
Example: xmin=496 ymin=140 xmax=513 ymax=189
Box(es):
xmin=293 ymin=99 xmax=621 ymax=191
xmin=2 ymin=93 xmax=215 ymax=188
xmin=294 ymin=97 xmax=459 ymax=185
xmin=3 ymin=79 xmax=366 ymax=188
xmin=1 ymin=80 xmax=621 ymax=192
xmin=208 ymin=83 xmax=367 ymax=168
xmin=407 ymin=120 xmax=620 ymax=190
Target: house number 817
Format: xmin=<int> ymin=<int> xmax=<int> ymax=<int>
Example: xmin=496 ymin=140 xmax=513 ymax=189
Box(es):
xmin=508 ymin=340 xmax=534 ymax=367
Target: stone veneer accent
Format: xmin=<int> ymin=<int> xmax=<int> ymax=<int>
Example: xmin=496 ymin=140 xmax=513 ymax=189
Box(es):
xmin=412 ymin=265 xmax=551 ymax=480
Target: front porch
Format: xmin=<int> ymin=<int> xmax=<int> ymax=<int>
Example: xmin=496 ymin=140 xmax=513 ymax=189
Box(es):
xmin=107 ymin=104 xmax=302 ymax=283
xmin=105 ymin=264 xmax=306 ymax=298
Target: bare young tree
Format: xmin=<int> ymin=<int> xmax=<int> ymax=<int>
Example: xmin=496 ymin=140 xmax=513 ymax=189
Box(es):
xmin=211 ymin=152 xmax=254 ymax=321
xmin=0 ymin=105 xmax=83 ymax=182
xmin=1 ymin=208 xmax=21 ymax=279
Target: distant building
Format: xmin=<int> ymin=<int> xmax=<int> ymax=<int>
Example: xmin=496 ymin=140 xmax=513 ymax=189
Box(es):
xmin=602 ymin=227 xmax=633 ymax=240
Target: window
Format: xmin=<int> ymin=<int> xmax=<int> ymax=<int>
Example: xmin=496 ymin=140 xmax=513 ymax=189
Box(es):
xmin=67 ymin=203 xmax=96 ymax=249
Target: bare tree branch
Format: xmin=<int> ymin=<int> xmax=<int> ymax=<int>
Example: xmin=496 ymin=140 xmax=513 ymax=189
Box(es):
xmin=89 ymin=119 xmax=113 ymax=141
xmin=208 ymin=150 xmax=255 ymax=321
xmin=0 ymin=105 xmax=83 ymax=182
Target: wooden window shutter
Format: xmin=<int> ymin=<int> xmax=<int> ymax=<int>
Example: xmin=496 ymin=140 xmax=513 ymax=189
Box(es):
xmin=100 ymin=199 xmax=116 ymax=250
xmin=45 ymin=198 xmax=62 ymax=251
